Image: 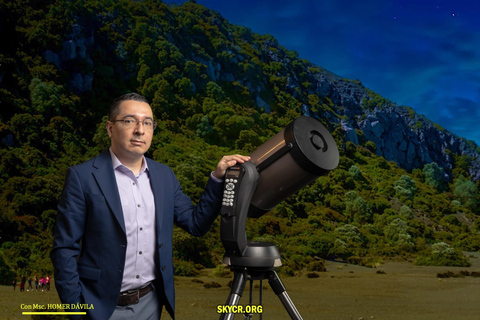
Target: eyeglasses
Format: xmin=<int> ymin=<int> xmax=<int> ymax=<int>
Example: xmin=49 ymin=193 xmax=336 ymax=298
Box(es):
xmin=111 ymin=117 xmax=157 ymax=130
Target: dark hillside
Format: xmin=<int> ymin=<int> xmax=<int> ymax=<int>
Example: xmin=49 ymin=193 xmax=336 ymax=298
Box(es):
xmin=0 ymin=0 xmax=478 ymax=281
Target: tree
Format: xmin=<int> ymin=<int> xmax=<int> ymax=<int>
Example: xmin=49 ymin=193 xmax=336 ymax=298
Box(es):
xmin=384 ymin=218 xmax=414 ymax=251
xmin=399 ymin=205 xmax=414 ymax=220
xmin=394 ymin=175 xmax=417 ymax=202
xmin=345 ymin=191 xmax=372 ymax=224
xmin=453 ymin=176 xmax=479 ymax=211
xmin=348 ymin=165 xmax=363 ymax=181
xmin=0 ymin=253 xmax=15 ymax=285
xmin=423 ymin=162 xmax=444 ymax=191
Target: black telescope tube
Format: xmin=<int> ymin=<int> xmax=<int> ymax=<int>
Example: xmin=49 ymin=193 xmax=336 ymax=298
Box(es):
xmin=248 ymin=116 xmax=339 ymax=218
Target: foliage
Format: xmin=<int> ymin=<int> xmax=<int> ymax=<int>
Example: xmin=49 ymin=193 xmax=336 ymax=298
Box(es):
xmin=453 ymin=176 xmax=479 ymax=211
xmin=423 ymin=162 xmax=445 ymax=191
xmin=394 ymin=175 xmax=417 ymax=202
xmin=384 ymin=218 xmax=414 ymax=252
xmin=415 ymin=242 xmax=471 ymax=267
xmin=173 ymin=258 xmax=200 ymax=277
xmin=361 ymin=89 xmax=393 ymax=110
xmin=0 ymin=253 xmax=15 ymax=285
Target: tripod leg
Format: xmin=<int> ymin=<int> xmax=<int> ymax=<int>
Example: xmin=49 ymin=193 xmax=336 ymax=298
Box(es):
xmin=259 ymin=280 xmax=263 ymax=320
xmin=267 ymin=271 xmax=303 ymax=320
xmin=219 ymin=271 xmax=247 ymax=320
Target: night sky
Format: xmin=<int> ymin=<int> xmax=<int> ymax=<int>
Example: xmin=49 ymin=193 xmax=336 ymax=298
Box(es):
xmin=168 ymin=0 xmax=480 ymax=145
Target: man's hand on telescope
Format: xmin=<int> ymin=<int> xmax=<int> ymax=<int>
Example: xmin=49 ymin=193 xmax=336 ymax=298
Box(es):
xmin=213 ymin=154 xmax=251 ymax=179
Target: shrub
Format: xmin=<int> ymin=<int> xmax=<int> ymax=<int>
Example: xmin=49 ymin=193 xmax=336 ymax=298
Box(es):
xmin=212 ymin=264 xmax=232 ymax=278
xmin=351 ymin=197 xmax=373 ymax=223
xmin=174 ymin=259 xmax=200 ymax=277
xmin=399 ymin=205 xmax=414 ymax=220
xmin=453 ymin=176 xmax=479 ymax=211
xmin=394 ymin=175 xmax=417 ymax=201
xmin=347 ymin=255 xmax=382 ymax=268
xmin=306 ymin=260 xmax=326 ymax=272
xmin=348 ymin=165 xmax=363 ymax=180
xmin=423 ymin=162 xmax=444 ymax=190
xmin=304 ymin=234 xmax=335 ymax=259
xmin=204 ymin=281 xmax=222 ymax=288
xmin=365 ymin=141 xmax=377 ymax=153
xmin=415 ymin=242 xmax=471 ymax=267
xmin=345 ymin=192 xmax=372 ymax=223
xmin=384 ymin=218 xmax=414 ymax=251
xmin=335 ymin=224 xmax=363 ymax=243
xmin=329 ymin=238 xmax=350 ymax=259
xmin=277 ymin=265 xmax=295 ymax=277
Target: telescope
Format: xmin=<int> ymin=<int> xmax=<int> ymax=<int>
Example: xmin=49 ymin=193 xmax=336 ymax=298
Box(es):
xmin=219 ymin=116 xmax=339 ymax=319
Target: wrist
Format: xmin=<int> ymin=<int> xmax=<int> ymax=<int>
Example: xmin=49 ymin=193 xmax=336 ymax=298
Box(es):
xmin=211 ymin=171 xmax=223 ymax=183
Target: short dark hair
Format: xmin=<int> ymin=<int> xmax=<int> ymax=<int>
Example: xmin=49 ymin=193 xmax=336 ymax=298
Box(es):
xmin=109 ymin=93 xmax=149 ymax=121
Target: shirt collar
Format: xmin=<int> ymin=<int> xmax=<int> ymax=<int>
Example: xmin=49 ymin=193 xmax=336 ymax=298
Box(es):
xmin=109 ymin=147 xmax=149 ymax=174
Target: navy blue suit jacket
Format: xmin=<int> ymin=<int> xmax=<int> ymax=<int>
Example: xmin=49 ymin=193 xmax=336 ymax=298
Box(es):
xmin=50 ymin=150 xmax=223 ymax=319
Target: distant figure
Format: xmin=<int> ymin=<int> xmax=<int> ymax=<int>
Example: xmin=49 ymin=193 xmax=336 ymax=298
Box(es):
xmin=27 ymin=278 xmax=33 ymax=291
xmin=46 ymin=275 xmax=51 ymax=291
xmin=20 ymin=275 xmax=26 ymax=292
xmin=34 ymin=276 xmax=38 ymax=291
xmin=40 ymin=277 xmax=46 ymax=292
xmin=12 ymin=279 xmax=16 ymax=291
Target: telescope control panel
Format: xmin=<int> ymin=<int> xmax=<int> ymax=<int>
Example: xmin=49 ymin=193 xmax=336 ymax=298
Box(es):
xmin=221 ymin=166 xmax=243 ymax=217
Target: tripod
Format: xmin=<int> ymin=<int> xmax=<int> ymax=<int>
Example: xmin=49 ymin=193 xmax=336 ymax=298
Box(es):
xmin=219 ymin=242 xmax=303 ymax=320
xmin=219 ymin=117 xmax=339 ymax=319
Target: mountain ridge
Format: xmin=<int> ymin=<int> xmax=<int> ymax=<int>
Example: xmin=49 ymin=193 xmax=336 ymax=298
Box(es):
xmin=26 ymin=0 xmax=480 ymax=183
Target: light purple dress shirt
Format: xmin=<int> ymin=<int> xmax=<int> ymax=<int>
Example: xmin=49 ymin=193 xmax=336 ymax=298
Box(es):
xmin=109 ymin=149 xmax=156 ymax=292
xmin=109 ymin=149 xmax=223 ymax=293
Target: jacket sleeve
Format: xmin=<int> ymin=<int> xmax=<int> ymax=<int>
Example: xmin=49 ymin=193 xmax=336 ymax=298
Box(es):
xmin=172 ymin=171 xmax=224 ymax=237
xmin=50 ymin=167 xmax=86 ymax=316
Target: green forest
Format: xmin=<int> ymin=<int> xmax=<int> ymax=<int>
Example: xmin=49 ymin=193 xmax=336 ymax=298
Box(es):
xmin=0 ymin=0 xmax=479 ymax=284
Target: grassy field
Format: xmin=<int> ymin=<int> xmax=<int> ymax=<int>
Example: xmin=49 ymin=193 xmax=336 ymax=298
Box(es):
xmin=172 ymin=253 xmax=480 ymax=320
xmin=2 ymin=253 xmax=479 ymax=320
xmin=1 ymin=285 xmax=67 ymax=320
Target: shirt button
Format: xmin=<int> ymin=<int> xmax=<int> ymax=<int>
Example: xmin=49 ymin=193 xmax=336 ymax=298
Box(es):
xmin=136 ymin=275 xmax=140 ymax=279
xmin=133 ymin=182 xmax=136 ymax=186
xmin=137 ymin=204 xmax=141 ymax=207
xmin=140 ymin=227 xmax=143 ymax=231
xmin=139 ymin=251 xmax=143 ymax=255
xmin=162 ymin=266 xmax=166 ymax=272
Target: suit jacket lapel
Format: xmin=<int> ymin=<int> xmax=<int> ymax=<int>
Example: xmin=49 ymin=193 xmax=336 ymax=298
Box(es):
xmin=92 ymin=150 xmax=126 ymax=234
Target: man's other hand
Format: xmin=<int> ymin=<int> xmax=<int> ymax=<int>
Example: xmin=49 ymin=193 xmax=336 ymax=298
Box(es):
xmin=213 ymin=154 xmax=251 ymax=179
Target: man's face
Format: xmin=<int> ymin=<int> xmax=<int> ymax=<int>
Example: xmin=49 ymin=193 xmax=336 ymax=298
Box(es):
xmin=106 ymin=100 xmax=154 ymax=161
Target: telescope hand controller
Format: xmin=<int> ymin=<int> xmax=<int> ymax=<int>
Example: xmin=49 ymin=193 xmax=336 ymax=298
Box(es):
xmin=221 ymin=168 xmax=241 ymax=217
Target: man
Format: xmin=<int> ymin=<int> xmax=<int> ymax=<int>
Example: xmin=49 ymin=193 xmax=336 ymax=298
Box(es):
xmin=50 ymin=93 xmax=250 ymax=320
